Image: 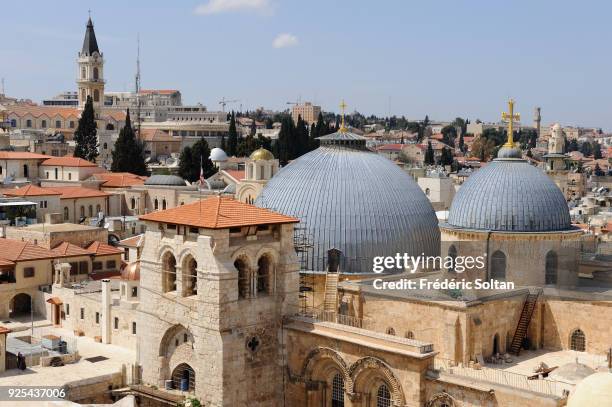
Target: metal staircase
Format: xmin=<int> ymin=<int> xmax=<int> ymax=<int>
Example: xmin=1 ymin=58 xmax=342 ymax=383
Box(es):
xmin=509 ymin=288 xmax=542 ymax=355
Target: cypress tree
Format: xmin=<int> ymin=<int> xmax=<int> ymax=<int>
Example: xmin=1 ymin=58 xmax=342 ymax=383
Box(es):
xmin=227 ymin=111 xmax=238 ymax=156
xmin=74 ymin=96 xmax=98 ymax=162
xmin=178 ymin=138 xmax=216 ymax=183
xmin=111 ymin=110 xmax=147 ymax=175
xmin=276 ymin=116 xmax=292 ymax=166
xmin=424 ymin=141 xmax=435 ymax=165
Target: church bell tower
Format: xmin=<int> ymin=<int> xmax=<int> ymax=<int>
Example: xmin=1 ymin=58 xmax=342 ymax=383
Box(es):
xmin=77 ymin=16 xmax=104 ymax=115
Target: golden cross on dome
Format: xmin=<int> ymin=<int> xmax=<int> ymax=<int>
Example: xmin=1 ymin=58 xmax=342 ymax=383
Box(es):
xmin=339 ymin=99 xmax=348 ymax=133
xmin=501 ymin=98 xmax=520 ymax=147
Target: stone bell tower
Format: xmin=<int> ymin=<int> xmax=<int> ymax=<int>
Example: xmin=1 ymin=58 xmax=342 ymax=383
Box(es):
xmin=77 ymin=16 xmax=105 ymax=115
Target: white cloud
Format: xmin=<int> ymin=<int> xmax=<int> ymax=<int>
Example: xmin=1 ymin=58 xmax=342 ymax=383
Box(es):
xmin=272 ymin=33 xmax=298 ymax=49
xmin=194 ymin=0 xmax=271 ymax=15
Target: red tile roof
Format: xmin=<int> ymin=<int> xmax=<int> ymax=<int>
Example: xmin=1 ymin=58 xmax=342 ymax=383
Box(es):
xmin=223 ymin=169 xmax=244 ymax=181
xmin=139 ymin=196 xmax=299 ymax=229
xmin=86 ymin=241 xmax=124 ymax=256
xmin=0 ymin=238 xmax=60 ymax=261
xmin=6 ymin=105 xmax=80 ymax=119
xmin=376 ymin=144 xmax=405 ymax=151
xmin=47 ymin=186 xmax=110 ymax=199
xmin=4 ymin=185 xmax=62 ymax=197
xmin=0 ymin=152 xmax=51 ymax=160
xmin=95 ymin=172 xmax=147 ymax=188
xmin=51 ymin=242 xmax=92 ymax=257
xmin=41 ymin=156 xmax=98 ymax=167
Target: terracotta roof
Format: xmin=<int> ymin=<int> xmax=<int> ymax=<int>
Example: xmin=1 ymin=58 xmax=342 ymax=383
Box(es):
xmin=139 ymin=128 xmax=176 ymax=142
xmin=101 ymin=109 xmax=127 ymax=122
xmin=118 ymin=234 xmax=144 ymax=248
xmin=6 ymin=105 xmax=80 ymax=119
xmin=95 ymin=172 xmax=147 ymax=188
xmin=86 ymin=241 xmax=124 ymax=256
xmin=4 ymin=185 xmax=62 ymax=197
xmin=41 ymin=156 xmax=98 ymax=167
xmin=0 ymin=151 xmax=51 ymax=160
xmin=0 ymin=238 xmax=60 ymax=261
xmin=48 ymin=186 xmax=110 ymax=199
xmin=51 ymin=242 xmax=92 ymax=257
xmin=376 ymin=144 xmax=405 ymax=151
xmin=139 ymin=196 xmax=299 ymax=229
xmin=223 ymin=169 xmax=244 ymax=181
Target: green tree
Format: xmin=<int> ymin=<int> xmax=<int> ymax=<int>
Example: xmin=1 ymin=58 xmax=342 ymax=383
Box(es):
xmin=567 ymin=138 xmax=579 ymax=152
xmin=227 ymin=111 xmax=238 ymax=156
xmin=458 ymin=131 xmax=465 ymax=152
xmin=424 ymin=141 xmax=435 ymax=165
xmin=110 ymin=109 xmax=147 ymax=175
xmin=579 ymin=141 xmax=593 ymax=157
xmin=593 ymin=141 xmax=602 ymax=159
xmin=438 ymin=147 xmax=453 ymax=166
xmin=178 ymin=138 xmax=216 ymax=183
xmin=275 ymin=116 xmax=293 ymax=166
xmin=74 ymin=96 xmax=98 ymax=162
xmin=441 ymin=125 xmax=457 ymax=147
xmin=294 ymin=115 xmax=309 ymax=158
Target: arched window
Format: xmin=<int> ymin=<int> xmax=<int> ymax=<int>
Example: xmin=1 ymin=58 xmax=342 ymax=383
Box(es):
xmin=88 ymin=205 xmax=93 ymax=217
xmin=256 ymin=255 xmax=272 ymax=295
xmin=162 ymin=252 xmax=177 ymax=293
xmin=183 ymin=256 xmax=197 ymax=297
xmin=376 ymin=384 xmax=392 ymax=407
xmin=93 ymin=67 xmax=99 ymax=80
xmin=425 ymin=188 xmax=430 ymax=196
xmin=447 ymin=245 xmax=457 ymax=273
xmin=154 ymin=199 xmax=159 ymax=210
xmin=54 ymin=168 xmax=58 ymax=179
xmin=63 ymin=207 xmax=69 ymax=221
xmin=386 ymin=327 xmax=395 ymax=336
xmin=405 ymin=331 xmax=414 ymax=339
xmin=26 ymin=119 xmax=32 ymax=128
xmin=234 ymin=257 xmax=250 ymax=299
xmin=80 ymin=206 xmax=85 ymax=218
xmin=41 ymin=120 xmax=47 ymax=128
xmin=331 ymin=373 xmax=344 ymax=407
xmin=130 ymin=198 xmax=136 ymax=210
xmin=162 ymin=199 xmax=167 ymax=210
xmin=81 ymin=67 xmax=86 ymax=79
xmin=570 ymin=329 xmax=586 ymax=352
xmin=490 ymin=250 xmax=506 ymax=281
xmin=23 ymin=164 xmax=29 ymax=178
xmin=93 ymin=89 xmax=100 ymax=102
xmin=545 ymin=251 xmax=558 ymax=285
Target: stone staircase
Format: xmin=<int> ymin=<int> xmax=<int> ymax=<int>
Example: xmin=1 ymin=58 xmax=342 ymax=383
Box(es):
xmin=509 ymin=288 xmax=542 ymax=355
xmin=322 ymin=272 xmax=339 ymax=312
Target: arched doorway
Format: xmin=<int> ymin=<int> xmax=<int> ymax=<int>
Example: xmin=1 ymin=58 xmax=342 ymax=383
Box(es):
xmin=171 ymin=363 xmax=195 ymax=392
xmin=10 ymin=293 xmax=31 ymax=318
xmin=493 ymin=333 xmax=500 ymax=355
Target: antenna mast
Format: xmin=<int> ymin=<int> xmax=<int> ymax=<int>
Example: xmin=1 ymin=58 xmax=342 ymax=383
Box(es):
xmin=135 ymin=34 xmax=142 ymax=136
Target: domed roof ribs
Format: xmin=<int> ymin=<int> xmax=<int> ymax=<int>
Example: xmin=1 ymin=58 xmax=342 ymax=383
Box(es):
xmin=81 ymin=17 xmax=100 ymax=56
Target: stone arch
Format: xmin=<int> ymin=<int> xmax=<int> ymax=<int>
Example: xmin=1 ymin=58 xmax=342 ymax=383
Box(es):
xmin=349 ymin=357 xmax=405 ymax=406
xmin=232 ymin=252 xmax=253 ymax=299
xmin=492 ymin=332 xmax=500 ymax=355
xmin=181 ymin=252 xmax=198 ymax=297
xmin=171 ymin=363 xmax=195 ymax=392
xmin=161 ymin=250 xmax=177 ymax=293
xmin=238 ymin=185 xmax=257 ymax=204
xmin=255 ymin=249 xmax=277 ymax=296
xmin=426 ymin=392 xmax=457 ymax=407
xmin=301 ymin=347 xmax=352 ymax=390
xmin=9 ymin=293 xmax=32 ymax=318
xmin=158 ymin=324 xmax=196 ymax=386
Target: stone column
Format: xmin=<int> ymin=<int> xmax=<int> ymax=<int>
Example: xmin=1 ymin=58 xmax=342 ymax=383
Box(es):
xmin=101 ymin=279 xmax=111 ymax=344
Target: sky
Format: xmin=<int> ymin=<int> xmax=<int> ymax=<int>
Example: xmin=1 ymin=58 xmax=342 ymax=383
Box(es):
xmin=3 ymin=0 xmax=612 ymax=129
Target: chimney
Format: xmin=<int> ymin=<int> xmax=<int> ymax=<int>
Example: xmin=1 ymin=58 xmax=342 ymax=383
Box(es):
xmin=101 ymin=279 xmax=111 ymax=344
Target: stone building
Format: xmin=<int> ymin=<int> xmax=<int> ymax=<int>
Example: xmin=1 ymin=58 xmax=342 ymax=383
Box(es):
xmin=291 ymin=102 xmax=321 ymax=125
xmin=235 ymin=148 xmax=278 ymax=204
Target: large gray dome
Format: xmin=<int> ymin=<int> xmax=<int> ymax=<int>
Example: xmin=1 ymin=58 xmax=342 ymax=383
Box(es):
xmin=447 ymin=158 xmax=571 ymax=232
xmin=255 ymin=132 xmax=440 ymax=273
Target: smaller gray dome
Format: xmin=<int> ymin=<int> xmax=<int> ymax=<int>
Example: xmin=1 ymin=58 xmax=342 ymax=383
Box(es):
xmin=210 ymin=148 xmax=228 ymax=162
xmin=144 ymin=175 xmax=187 ymax=186
xmin=497 ymin=145 xmax=522 ymax=159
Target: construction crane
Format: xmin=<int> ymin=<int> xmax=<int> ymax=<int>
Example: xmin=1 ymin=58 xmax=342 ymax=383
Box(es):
xmin=219 ymin=97 xmax=239 ymax=112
